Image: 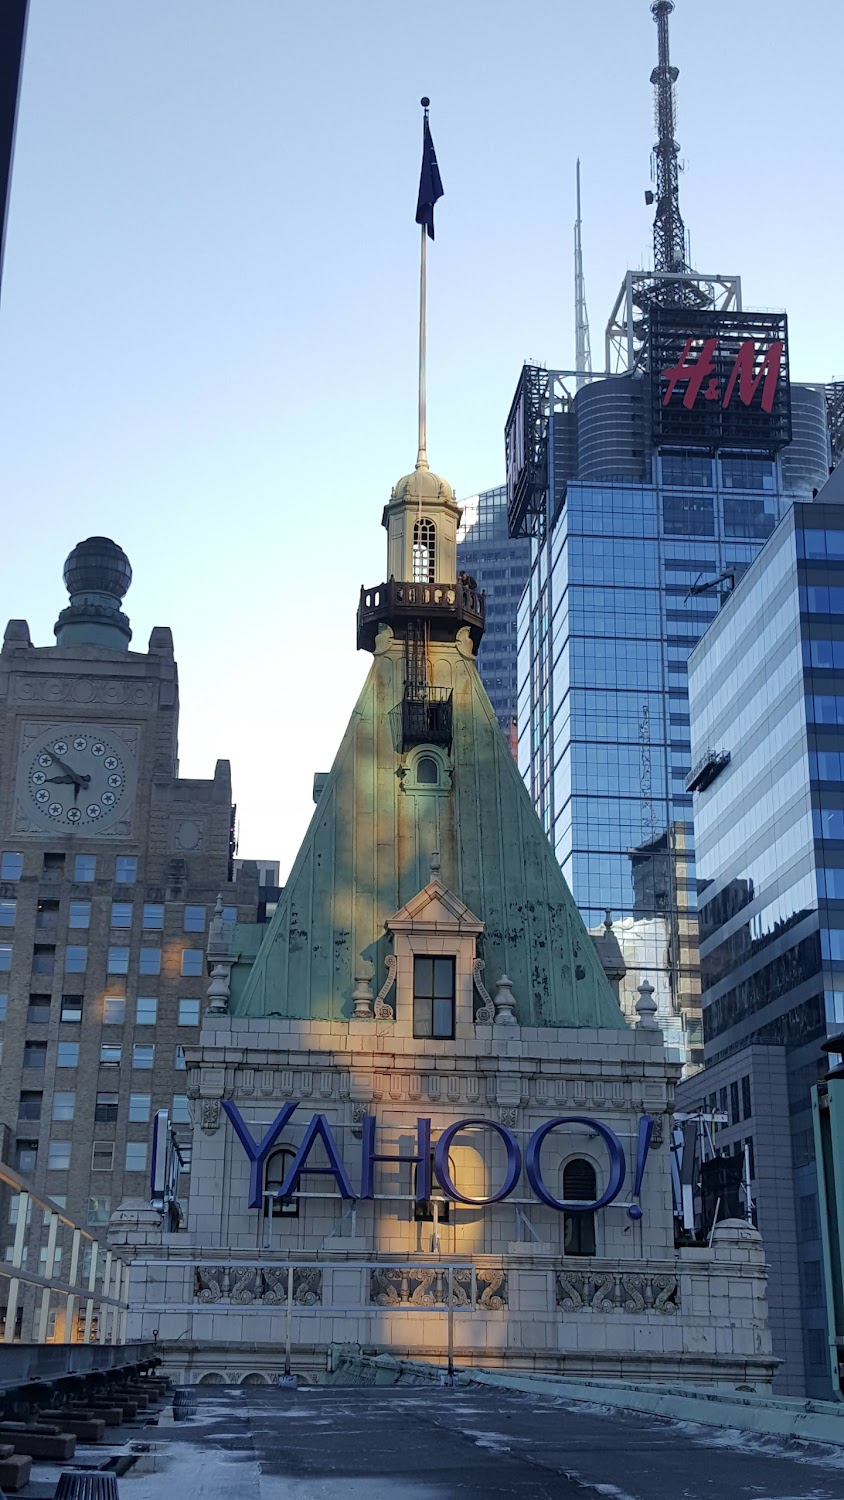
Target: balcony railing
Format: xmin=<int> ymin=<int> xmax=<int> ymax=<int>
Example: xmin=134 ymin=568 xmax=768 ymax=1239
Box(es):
xmin=0 ymin=1162 xmax=130 ymax=1345
xmin=402 ymin=686 xmax=453 ymax=749
xmin=357 ymin=580 xmax=485 ymax=651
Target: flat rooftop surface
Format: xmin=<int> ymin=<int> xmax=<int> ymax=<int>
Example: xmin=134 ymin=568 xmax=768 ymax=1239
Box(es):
xmin=100 ymin=1384 xmax=844 ymax=1500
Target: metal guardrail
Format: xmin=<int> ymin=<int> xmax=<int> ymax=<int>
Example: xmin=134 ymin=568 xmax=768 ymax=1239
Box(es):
xmin=0 ymin=1162 xmax=129 ymax=1345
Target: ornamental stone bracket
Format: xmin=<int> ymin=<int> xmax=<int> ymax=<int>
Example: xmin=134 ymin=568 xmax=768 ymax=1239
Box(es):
xmin=351 ymin=956 xmax=397 ymax=1021
xmin=473 ymin=960 xmax=519 ymax=1027
xmin=556 ymin=1270 xmax=680 ymax=1314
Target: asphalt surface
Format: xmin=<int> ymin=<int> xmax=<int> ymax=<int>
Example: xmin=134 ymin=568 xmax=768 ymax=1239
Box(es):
xmin=115 ymin=1385 xmax=844 ymax=1500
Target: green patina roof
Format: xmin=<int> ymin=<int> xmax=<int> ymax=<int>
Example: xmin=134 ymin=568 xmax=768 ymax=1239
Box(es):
xmin=233 ymin=633 xmax=626 ymax=1029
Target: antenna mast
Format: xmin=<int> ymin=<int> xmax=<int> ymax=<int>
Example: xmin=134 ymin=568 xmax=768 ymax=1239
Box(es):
xmin=650 ymin=1 xmax=688 ymax=276
xmin=574 ymin=159 xmax=592 ymax=390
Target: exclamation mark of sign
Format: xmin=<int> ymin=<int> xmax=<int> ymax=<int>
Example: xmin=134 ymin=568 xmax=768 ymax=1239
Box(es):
xmin=627 ymin=1115 xmax=655 ymax=1221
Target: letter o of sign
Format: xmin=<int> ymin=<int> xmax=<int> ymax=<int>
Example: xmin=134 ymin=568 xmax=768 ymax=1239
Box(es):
xmin=433 ymin=1118 xmax=521 ymax=1205
xmin=525 ymin=1116 xmax=626 ymax=1212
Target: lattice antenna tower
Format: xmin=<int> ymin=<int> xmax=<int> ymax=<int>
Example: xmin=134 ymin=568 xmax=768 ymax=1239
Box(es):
xmin=574 ymin=159 xmax=592 ymax=391
xmin=649 ymin=1 xmax=689 ymax=276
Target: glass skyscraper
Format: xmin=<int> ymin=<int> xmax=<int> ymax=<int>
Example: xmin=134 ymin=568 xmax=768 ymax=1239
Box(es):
xmin=516 ymin=372 xmax=831 ymax=1067
xmin=679 ymin=479 xmax=844 ymax=1396
xmin=457 ymin=485 xmax=531 ymax=750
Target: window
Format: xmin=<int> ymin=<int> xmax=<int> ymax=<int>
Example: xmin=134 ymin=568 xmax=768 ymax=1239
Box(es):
xmin=91 ymin=1143 xmax=114 ymax=1172
xmin=171 ymin=1095 xmax=190 ymax=1124
xmin=175 ymin=1046 xmax=186 ymax=1070
xmin=142 ymin=903 xmax=164 ymax=929
xmin=133 ymin=1044 xmax=154 ymax=1070
xmin=110 ymin=902 xmax=132 ymax=929
xmin=36 ymin=901 xmax=58 ymax=930
xmin=183 ymin=906 xmax=206 ymax=932
xmin=68 ymin=901 xmax=90 ymax=929
xmin=107 ymin=946 xmax=129 ymax=974
xmin=0 ymin=943 xmax=10 ymax=971
xmin=95 ymin=1091 xmax=119 ymax=1121
xmin=0 ymin=853 xmax=22 ymax=881
xmin=741 ymin=1075 xmax=752 ymax=1121
xmin=74 ymin=855 xmax=96 ymax=882
xmin=99 ymin=1044 xmax=121 ymax=1067
xmin=412 ymin=516 xmax=436 ymax=583
xmin=87 ymin=1195 xmax=111 ymax=1226
xmin=125 ymin=1141 xmax=147 ymax=1172
xmin=52 ymin=1092 xmax=75 ymax=1122
xmin=412 ymin=956 xmax=455 ymax=1039
xmin=60 ymin=995 xmax=83 ymax=1023
xmin=42 ymin=853 xmax=65 ymax=881
xmin=180 ymin=949 xmax=203 ymax=977
xmin=47 ymin=1141 xmax=71 ymax=1171
xmin=18 ymin=1091 xmax=42 ymax=1121
xmin=115 ymin=857 xmax=137 ymax=884
xmin=416 ymin=757 xmax=438 ymax=785
xmin=32 ymin=945 xmax=54 ymax=975
xmin=140 ymin=948 xmax=161 ymax=975
xmin=563 ymin=1159 xmax=597 ymax=1257
xmin=729 ymin=1081 xmax=740 ymax=1125
xmin=264 ymin=1147 xmax=299 ymax=1218
xmin=221 ymin=906 xmax=237 ymax=923
xmin=178 ymin=998 xmax=200 ymax=1026
xmin=744 ymin=1136 xmax=755 ymax=1180
xmin=0 ymin=995 xmax=7 ymax=1021
xmin=129 ymin=1093 xmax=150 ymax=1123
xmin=57 ymin=1041 xmax=79 ymax=1067
xmin=27 ymin=995 xmax=50 ymax=1024
xmin=103 ymin=996 xmax=126 ymax=1025
xmin=135 ymin=996 xmax=158 ymax=1025
xmin=0 ymin=900 xmax=16 ymax=926
xmin=65 ymin=946 xmax=88 ymax=973
xmin=15 ymin=1140 xmax=38 ymax=1173
xmin=23 ymin=1041 xmax=47 ymax=1069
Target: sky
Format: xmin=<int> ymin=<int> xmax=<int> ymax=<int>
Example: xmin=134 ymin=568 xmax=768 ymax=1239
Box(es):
xmin=0 ymin=0 xmax=842 ymax=878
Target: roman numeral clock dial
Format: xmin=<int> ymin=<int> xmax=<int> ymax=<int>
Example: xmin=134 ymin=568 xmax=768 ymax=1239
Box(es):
xmin=15 ymin=723 xmax=138 ymax=836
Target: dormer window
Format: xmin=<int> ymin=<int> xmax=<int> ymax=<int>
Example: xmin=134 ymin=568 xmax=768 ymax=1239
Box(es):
xmin=412 ymin=517 xmax=436 ymax=583
xmin=413 ymin=956 xmax=455 ymax=1039
xmin=416 ymin=755 xmax=438 ymax=785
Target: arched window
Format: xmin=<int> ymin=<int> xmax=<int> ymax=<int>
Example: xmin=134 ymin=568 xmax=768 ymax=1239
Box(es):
xmin=416 ymin=755 xmax=438 ymax=785
xmin=563 ymin=1158 xmax=596 ymax=1257
xmin=264 ymin=1146 xmax=299 ymax=1218
xmin=412 ymin=517 xmax=436 ymax=583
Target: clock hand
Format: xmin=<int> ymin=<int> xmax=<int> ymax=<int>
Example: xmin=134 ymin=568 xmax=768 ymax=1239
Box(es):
xmin=45 ymin=749 xmax=91 ymax=788
xmin=45 ymin=774 xmax=76 ymax=785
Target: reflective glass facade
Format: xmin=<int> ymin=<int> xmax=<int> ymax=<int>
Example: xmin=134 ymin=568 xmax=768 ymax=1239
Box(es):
xmin=519 ymin=379 xmax=830 ymax=1070
xmin=688 ymin=498 xmax=844 ymax=1397
xmin=458 ymin=486 xmax=531 ymax=747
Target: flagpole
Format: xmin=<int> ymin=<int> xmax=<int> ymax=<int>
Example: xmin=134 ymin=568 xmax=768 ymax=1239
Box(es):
xmin=416 ymin=99 xmax=429 ymax=473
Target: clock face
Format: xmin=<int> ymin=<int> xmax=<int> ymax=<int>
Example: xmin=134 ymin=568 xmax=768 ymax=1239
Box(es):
xmin=14 ymin=723 xmax=138 ymax=836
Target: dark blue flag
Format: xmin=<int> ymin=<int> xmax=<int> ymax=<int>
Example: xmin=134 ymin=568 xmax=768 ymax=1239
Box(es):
xmin=415 ymin=115 xmax=443 ymax=240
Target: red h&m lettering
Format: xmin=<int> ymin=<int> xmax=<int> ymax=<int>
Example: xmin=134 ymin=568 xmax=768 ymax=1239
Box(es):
xmin=722 ymin=339 xmax=784 ymax=414
xmin=661 ymin=337 xmax=718 ymax=409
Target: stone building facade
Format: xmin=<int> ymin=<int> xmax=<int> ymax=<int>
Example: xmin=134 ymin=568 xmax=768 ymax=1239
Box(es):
xmin=0 ymin=538 xmax=261 ymax=1260
xmin=112 ymin=464 xmax=774 ymax=1386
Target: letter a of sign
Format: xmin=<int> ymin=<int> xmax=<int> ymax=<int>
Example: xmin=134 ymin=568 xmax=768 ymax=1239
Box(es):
xmin=661 ymin=337 xmax=718 ymax=409
xmin=722 ymin=339 xmax=783 ymax=414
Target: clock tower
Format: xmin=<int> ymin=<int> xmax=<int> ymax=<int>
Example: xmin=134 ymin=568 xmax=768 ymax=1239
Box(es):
xmin=0 ymin=539 xmax=265 ymax=1254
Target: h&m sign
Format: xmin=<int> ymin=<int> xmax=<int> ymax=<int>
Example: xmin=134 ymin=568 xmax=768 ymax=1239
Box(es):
xmin=223 ymin=1102 xmax=655 ymax=1221
xmin=650 ymin=306 xmax=791 ymax=453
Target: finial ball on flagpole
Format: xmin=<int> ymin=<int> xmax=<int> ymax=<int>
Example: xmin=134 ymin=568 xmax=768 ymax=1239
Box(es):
xmin=420 ymin=96 xmax=430 ymax=108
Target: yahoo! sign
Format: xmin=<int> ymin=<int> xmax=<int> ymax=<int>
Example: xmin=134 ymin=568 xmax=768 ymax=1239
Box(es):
xmin=222 ymin=1102 xmax=655 ymax=1222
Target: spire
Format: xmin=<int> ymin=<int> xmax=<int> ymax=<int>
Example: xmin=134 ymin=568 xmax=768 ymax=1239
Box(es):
xmin=649 ymin=1 xmax=688 ymax=276
xmin=574 ymin=159 xmax=592 ymax=391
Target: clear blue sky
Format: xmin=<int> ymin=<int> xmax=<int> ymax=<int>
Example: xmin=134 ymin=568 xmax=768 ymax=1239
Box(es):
xmin=1 ymin=0 xmax=841 ymax=876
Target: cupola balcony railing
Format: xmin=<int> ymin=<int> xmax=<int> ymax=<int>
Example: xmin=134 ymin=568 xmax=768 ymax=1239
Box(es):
xmin=402 ymin=686 xmax=453 ymax=750
xmin=357 ymin=580 xmax=485 ymax=652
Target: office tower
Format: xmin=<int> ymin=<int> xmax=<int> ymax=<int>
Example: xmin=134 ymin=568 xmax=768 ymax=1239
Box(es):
xmin=509 ymin=2 xmax=837 ymax=1068
xmin=0 ymin=538 xmax=262 ymax=1249
xmin=677 ymin=474 xmax=844 ymax=1397
xmin=0 ymin=0 xmax=28 ymax=299
xmin=457 ymin=485 xmax=530 ymax=750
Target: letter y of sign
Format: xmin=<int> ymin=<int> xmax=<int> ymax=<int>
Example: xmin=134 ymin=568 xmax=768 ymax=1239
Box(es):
xmin=222 ymin=1100 xmax=298 ymax=1209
